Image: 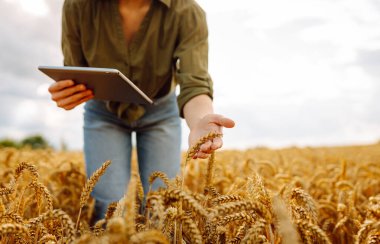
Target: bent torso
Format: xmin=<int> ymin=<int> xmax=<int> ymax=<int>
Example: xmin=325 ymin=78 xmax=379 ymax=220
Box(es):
xmin=118 ymin=0 xmax=152 ymax=45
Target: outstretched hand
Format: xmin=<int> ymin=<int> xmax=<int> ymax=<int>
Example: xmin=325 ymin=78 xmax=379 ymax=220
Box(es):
xmin=188 ymin=114 xmax=235 ymax=159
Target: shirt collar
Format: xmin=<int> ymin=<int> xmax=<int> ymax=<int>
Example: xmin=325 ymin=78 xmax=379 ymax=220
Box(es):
xmin=159 ymin=0 xmax=171 ymax=8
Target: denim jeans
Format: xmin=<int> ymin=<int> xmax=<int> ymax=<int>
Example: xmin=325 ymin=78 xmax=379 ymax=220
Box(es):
xmin=83 ymin=92 xmax=181 ymax=222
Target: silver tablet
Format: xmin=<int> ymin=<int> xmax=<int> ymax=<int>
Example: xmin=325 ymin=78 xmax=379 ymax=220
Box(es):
xmin=38 ymin=66 xmax=153 ymax=104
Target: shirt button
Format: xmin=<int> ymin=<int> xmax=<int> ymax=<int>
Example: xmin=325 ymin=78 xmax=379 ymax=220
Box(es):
xmin=176 ymin=59 xmax=181 ymax=71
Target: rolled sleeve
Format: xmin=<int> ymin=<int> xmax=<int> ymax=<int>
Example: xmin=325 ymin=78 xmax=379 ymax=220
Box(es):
xmin=62 ymin=0 xmax=88 ymax=67
xmin=174 ymin=2 xmax=213 ymax=118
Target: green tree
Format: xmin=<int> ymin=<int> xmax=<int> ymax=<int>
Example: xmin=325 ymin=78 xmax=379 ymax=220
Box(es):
xmin=0 ymin=138 xmax=19 ymax=148
xmin=20 ymin=135 xmax=49 ymax=149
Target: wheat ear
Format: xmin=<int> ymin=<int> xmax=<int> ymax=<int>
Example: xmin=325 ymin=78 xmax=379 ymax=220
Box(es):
xmin=130 ymin=229 xmax=169 ymax=244
xmin=161 ymin=189 xmax=208 ymax=219
xmin=15 ymin=162 xmax=39 ymax=180
xmin=0 ymin=162 xmax=36 ymax=197
xmin=146 ymin=194 xmax=165 ymax=230
xmin=356 ymin=220 xmax=380 ymax=244
xmin=211 ymin=195 xmax=243 ymax=206
xmin=241 ymin=220 xmax=268 ymax=244
xmin=29 ymin=181 xmax=53 ymax=213
xmin=43 ymin=209 xmax=76 ymax=243
xmin=114 ymin=194 xmax=126 ymax=218
xmin=247 ymin=172 xmax=272 ymax=208
xmin=178 ymin=132 xmax=221 ymax=243
xmin=182 ymin=132 xmax=223 ymax=190
xmin=229 ymin=223 xmax=248 ymax=244
xmin=296 ymin=219 xmax=332 ymax=244
xmin=0 ymin=184 xmax=14 ymax=196
xmin=76 ymin=160 xmax=111 ymax=230
xmin=211 ymin=201 xmax=271 ymax=221
xmin=105 ymin=202 xmax=118 ymax=220
xmin=0 ymin=213 xmax=24 ymax=225
xmin=38 ymin=234 xmax=57 ymax=243
xmin=218 ymin=212 xmax=254 ymax=226
xmin=289 ymin=187 xmax=318 ymax=224
xmin=176 ymin=214 xmax=202 ymax=244
xmin=0 ymin=223 xmax=29 ymax=239
xmin=93 ymin=219 xmax=106 ymax=237
xmin=149 ymin=171 xmax=170 ymax=190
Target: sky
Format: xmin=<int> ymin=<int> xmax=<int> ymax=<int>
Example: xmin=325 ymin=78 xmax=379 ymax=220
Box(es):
xmin=0 ymin=0 xmax=379 ymax=150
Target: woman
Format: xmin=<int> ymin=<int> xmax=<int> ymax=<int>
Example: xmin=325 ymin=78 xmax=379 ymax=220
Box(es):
xmin=48 ymin=0 xmax=235 ymax=222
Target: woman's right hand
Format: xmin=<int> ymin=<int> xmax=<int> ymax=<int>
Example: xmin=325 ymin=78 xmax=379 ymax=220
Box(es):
xmin=48 ymin=80 xmax=94 ymax=110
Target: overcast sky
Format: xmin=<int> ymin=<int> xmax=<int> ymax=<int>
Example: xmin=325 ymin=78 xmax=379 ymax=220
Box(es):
xmin=0 ymin=0 xmax=379 ymax=150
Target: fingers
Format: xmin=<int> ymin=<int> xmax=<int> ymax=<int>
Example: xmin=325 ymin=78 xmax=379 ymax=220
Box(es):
xmin=189 ymin=114 xmax=235 ymax=159
xmin=64 ymin=95 xmax=94 ymax=110
xmin=51 ymin=84 xmax=87 ymax=101
xmin=194 ymin=137 xmax=224 ymax=159
xmin=211 ymin=137 xmax=223 ymax=150
xmin=48 ymin=80 xmax=93 ymax=110
xmin=199 ymin=137 xmax=223 ymax=152
xmin=199 ymin=140 xmax=212 ymax=153
xmin=209 ymin=114 xmax=235 ymax=128
xmin=193 ymin=151 xmax=209 ymax=159
xmin=220 ymin=117 xmax=235 ymax=128
xmin=48 ymin=80 xmax=74 ymax=93
xmin=57 ymin=90 xmax=94 ymax=110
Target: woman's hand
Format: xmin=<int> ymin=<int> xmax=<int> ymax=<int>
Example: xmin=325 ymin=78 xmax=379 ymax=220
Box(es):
xmin=48 ymin=80 xmax=94 ymax=110
xmin=188 ymin=114 xmax=235 ymax=159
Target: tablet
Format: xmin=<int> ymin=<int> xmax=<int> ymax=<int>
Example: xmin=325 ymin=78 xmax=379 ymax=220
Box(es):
xmin=38 ymin=66 xmax=153 ymax=104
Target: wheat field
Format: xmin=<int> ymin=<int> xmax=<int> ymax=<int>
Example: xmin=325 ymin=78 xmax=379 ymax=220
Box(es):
xmin=1 ymin=135 xmax=380 ymax=243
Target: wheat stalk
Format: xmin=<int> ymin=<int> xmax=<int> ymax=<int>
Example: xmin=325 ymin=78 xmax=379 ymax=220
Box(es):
xmin=204 ymin=151 xmax=215 ymax=194
xmin=124 ymin=171 xmax=138 ymax=238
xmin=76 ymin=160 xmax=111 ymax=230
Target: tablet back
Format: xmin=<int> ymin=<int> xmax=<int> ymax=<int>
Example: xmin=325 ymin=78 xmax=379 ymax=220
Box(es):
xmin=38 ymin=66 xmax=153 ymax=104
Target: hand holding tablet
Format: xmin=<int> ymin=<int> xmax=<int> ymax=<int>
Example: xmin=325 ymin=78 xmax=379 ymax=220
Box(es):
xmin=39 ymin=66 xmax=153 ymax=110
xmin=48 ymin=79 xmax=94 ymax=110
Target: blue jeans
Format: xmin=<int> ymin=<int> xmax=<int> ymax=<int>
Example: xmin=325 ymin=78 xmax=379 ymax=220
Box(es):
xmin=83 ymin=92 xmax=181 ymax=222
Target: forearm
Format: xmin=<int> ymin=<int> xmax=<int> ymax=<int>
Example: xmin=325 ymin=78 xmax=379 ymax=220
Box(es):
xmin=183 ymin=94 xmax=213 ymax=130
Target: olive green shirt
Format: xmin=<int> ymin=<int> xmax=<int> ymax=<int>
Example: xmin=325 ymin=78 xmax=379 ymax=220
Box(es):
xmin=62 ymin=0 xmax=213 ymax=118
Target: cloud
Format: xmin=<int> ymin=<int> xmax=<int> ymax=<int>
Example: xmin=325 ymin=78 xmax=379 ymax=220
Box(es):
xmin=0 ymin=0 xmax=379 ymax=150
xmin=0 ymin=0 xmax=72 ymax=147
xmin=356 ymin=49 xmax=380 ymax=78
xmin=0 ymin=0 xmax=62 ymax=83
xmin=201 ymin=0 xmax=380 ymax=148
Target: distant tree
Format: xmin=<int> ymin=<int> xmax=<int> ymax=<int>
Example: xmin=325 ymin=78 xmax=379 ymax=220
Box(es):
xmin=20 ymin=135 xmax=49 ymax=149
xmin=0 ymin=138 xmax=19 ymax=148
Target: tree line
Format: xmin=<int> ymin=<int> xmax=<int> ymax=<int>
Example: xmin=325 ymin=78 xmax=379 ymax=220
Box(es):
xmin=0 ymin=135 xmax=50 ymax=149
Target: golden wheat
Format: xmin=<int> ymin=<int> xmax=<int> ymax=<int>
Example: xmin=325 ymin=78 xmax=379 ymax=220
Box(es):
xmin=0 ymin=141 xmax=380 ymax=243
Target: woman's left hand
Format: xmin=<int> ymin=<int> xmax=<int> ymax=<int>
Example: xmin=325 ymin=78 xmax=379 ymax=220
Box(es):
xmin=188 ymin=114 xmax=235 ymax=159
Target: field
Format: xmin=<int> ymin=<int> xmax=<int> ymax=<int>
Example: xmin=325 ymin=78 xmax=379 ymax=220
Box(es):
xmin=1 ymin=137 xmax=380 ymax=243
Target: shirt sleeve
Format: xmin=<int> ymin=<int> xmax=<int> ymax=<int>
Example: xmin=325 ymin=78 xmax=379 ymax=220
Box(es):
xmin=173 ymin=2 xmax=213 ymax=118
xmin=61 ymin=0 xmax=88 ymax=66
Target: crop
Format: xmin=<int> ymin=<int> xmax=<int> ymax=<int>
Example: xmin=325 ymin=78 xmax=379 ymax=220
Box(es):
xmin=0 ymin=140 xmax=379 ymax=243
